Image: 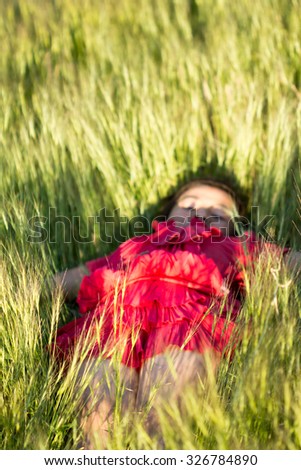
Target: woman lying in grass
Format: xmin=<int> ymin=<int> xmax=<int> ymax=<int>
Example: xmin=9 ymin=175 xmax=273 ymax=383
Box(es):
xmin=51 ymin=174 xmax=300 ymax=449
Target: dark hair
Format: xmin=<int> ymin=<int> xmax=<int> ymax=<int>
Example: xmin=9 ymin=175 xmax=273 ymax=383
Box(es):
xmin=155 ymin=166 xmax=249 ymax=220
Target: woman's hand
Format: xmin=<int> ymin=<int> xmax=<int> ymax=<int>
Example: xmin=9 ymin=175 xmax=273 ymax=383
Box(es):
xmin=52 ymin=265 xmax=90 ymax=302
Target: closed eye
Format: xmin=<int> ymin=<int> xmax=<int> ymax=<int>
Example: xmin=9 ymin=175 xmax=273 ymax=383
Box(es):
xmin=211 ymin=213 xmax=227 ymax=219
xmin=210 ymin=207 xmax=233 ymax=219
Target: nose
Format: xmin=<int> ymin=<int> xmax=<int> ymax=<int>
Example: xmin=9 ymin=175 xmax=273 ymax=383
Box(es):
xmin=194 ymin=208 xmax=209 ymax=219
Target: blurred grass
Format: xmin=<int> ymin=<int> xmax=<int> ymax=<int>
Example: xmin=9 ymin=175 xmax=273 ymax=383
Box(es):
xmin=1 ymin=0 xmax=301 ymax=449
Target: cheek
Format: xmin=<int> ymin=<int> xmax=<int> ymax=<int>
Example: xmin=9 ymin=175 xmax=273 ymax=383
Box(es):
xmin=218 ymin=219 xmax=236 ymax=236
xmin=168 ymin=207 xmax=177 ymax=218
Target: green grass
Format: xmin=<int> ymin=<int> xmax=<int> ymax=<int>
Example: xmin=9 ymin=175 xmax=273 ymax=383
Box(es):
xmin=1 ymin=0 xmax=301 ymax=449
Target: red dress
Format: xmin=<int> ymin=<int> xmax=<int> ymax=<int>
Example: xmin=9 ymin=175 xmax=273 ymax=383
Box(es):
xmin=53 ymin=217 xmax=289 ymax=370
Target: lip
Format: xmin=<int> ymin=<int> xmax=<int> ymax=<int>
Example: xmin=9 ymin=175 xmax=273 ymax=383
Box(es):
xmin=181 ymin=216 xmax=208 ymax=227
xmin=168 ymin=215 xmax=207 ymax=226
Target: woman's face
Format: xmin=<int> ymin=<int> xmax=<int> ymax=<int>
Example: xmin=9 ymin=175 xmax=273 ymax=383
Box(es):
xmin=168 ymin=184 xmax=238 ymax=235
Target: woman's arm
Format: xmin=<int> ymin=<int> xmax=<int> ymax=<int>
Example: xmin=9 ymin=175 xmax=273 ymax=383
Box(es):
xmin=50 ymin=254 xmax=109 ymax=303
xmin=283 ymin=250 xmax=301 ymax=277
xmin=53 ymin=265 xmax=90 ymax=302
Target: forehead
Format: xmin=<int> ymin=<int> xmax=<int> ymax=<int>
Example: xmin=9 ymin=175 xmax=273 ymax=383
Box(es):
xmin=177 ymin=184 xmax=236 ymax=209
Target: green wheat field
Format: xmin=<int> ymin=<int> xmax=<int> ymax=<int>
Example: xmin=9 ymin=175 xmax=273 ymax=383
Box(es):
xmin=1 ymin=0 xmax=301 ymax=450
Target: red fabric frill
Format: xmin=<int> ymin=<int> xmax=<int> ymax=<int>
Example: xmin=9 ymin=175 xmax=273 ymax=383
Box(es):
xmin=53 ymin=217 xmax=290 ymax=370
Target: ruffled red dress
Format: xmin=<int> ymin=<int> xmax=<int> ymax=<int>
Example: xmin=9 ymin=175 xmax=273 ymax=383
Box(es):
xmin=53 ymin=217 xmax=290 ymax=370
